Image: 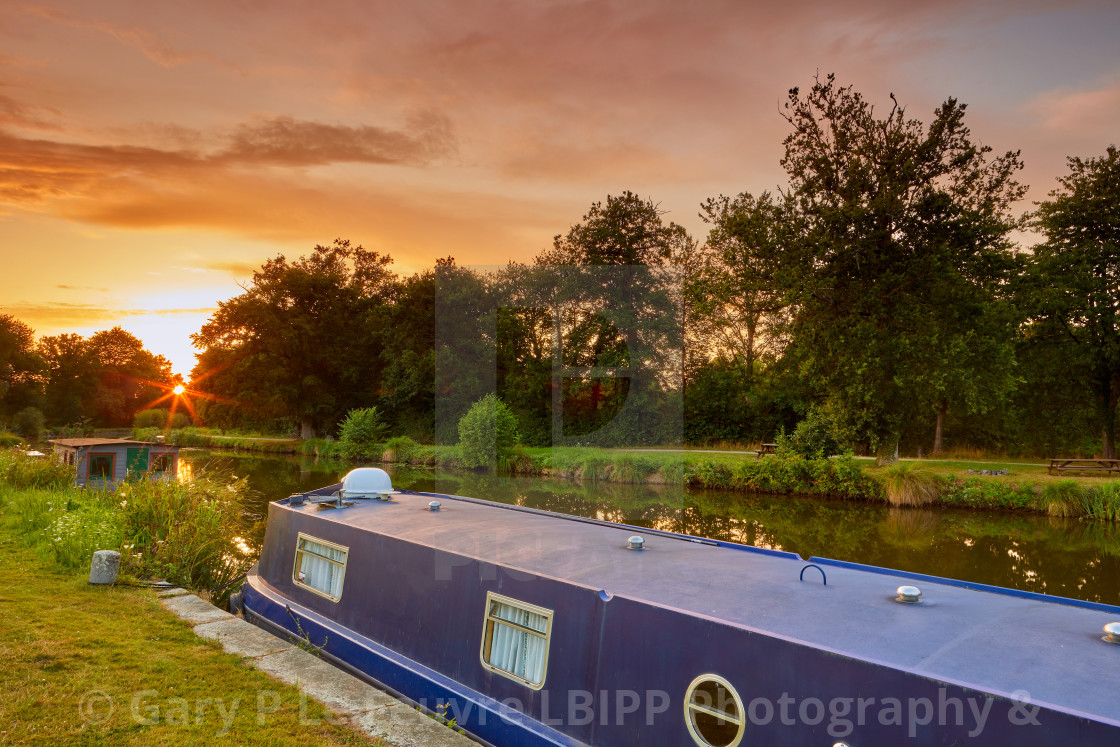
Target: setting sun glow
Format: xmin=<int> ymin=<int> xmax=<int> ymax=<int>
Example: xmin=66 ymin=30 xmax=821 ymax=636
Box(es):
xmin=173 ymin=385 xmax=186 ymax=396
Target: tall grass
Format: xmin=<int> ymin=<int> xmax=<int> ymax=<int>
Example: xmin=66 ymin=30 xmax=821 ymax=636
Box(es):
xmin=878 ymin=461 xmax=943 ymax=506
xmin=0 ymin=450 xmax=74 ymax=490
xmin=0 ymin=452 xmax=258 ymax=602
xmin=1045 ymin=480 xmax=1120 ymax=521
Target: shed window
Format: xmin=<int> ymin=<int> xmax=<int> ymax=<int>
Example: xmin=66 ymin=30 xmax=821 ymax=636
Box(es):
xmin=480 ymin=592 xmax=552 ymax=689
xmin=684 ymin=675 xmax=745 ymax=747
xmin=293 ymin=534 xmax=348 ymax=601
xmin=151 ymin=454 xmax=174 ymax=473
xmin=88 ymin=453 xmax=115 ymax=481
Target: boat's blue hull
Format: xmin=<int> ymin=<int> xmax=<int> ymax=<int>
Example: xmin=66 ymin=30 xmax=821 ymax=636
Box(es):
xmin=243 ymin=492 xmax=1120 ymax=746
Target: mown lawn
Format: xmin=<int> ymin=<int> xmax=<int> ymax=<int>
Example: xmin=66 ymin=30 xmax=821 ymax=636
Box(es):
xmin=0 ymin=526 xmax=380 ymax=747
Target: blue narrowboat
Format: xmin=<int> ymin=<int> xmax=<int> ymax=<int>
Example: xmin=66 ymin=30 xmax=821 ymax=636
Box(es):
xmin=240 ymin=469 xmax=1120 ymax=746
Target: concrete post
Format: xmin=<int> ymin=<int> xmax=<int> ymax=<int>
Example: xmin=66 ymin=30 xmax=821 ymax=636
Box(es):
xmin=88 ymin=550 xmax=121 ymax=585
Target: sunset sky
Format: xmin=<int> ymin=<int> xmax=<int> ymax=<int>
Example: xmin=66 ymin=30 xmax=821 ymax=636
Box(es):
xmin=1 ymin=0 xmax=1118 ymax=376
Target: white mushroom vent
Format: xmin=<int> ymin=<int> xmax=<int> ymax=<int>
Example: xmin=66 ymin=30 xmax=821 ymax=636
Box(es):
xmin=341 ymin=468 xmax=399 ymax=500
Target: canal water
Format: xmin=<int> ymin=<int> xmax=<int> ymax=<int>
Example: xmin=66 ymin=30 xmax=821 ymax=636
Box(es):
xmin=180 ymin=450 xmax=1120 ymax=606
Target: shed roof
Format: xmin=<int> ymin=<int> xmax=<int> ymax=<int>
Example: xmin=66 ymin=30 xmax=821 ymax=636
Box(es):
xmin=49 ymin=438 xmax=174 ymax=448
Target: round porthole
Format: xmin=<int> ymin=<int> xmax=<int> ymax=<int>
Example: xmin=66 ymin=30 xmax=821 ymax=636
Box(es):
xmin=684 ymin=674 xmax=745 ymax=747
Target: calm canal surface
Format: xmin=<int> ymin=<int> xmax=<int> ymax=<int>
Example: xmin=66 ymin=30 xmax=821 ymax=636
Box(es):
xmin=181 ymin=450 xmax=1120 ymax=606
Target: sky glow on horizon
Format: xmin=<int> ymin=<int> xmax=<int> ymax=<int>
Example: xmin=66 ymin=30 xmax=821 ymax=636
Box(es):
xmin=1 ymin=1 xmax=1119 ymax=376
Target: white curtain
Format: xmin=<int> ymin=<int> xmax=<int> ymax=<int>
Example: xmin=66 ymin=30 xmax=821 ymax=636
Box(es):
xmin=296 ymin=538 xmax=347 ymax=598
xmin=487 ymin=601 xmax=548 ymax=684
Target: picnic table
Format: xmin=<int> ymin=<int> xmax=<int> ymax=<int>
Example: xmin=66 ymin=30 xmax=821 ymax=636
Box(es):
xmin=1048 ymin=458 xmax=1120 ymax=476
xmin=757 ymin=443 xmax=777 ymax=459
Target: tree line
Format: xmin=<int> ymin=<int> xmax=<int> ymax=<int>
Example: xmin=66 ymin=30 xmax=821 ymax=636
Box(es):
xmin=3 ymin=74 xmax=1118 ymax=458
xmin=0 ymin=323 xmax=174 ymax=438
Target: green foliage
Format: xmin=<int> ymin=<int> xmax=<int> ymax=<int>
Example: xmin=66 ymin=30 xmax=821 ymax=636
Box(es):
xmin=0 ymin=450 xmax=74 ymax=490
xmin=0 ymin=314 xmax=44 ymax=424
xmin=0 ymin=430 xmax=22 ymax=448
xmin=382 ymin=435 xmax=420 ymax=462
xmin=191 ymin=239 xmax=396 ymax=439
xmin=1026 ymin=146 xmax=1120 ymax=457
xmin=775 ymin=74 xmax=1024 ymax=451
xmin=0 ymin=452 xmax=259 ymax=601
xmin=789 ymin=406 xmax=841 ymax=458
xmin=457 ymin=394 xmax=520 ymax=469
xmin=133 ymin=408 xmax=191 ymax=430
xmin=685 ymin=452 xmax=879 ymax=500
xmin=14 ymin=406 xmax=45 ymax=441
xmin=878 ymin=462 xmax=943 ymax=506
xmin=337 ymin=407 xmax=389 ymax=461
xmin=299 ymin=437 xmax=343 ymax=458
xmin=1043 ymin=480 xmax=1120 ymax=521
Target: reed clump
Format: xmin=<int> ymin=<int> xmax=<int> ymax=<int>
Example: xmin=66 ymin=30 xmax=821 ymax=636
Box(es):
xmin=1045 ymin=480 xmax=1120 ymax=521
xmin=878 ymin=461 xmax=943 ymax=506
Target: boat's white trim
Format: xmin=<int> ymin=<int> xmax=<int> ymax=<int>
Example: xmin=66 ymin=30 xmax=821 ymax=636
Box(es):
xmin=479 ymin=591 xmax=553 ymax=691
xmin=683 ymin=673 xmax=745 ymax=747
xmin=292 ymin=532 xmax=349 ymax=602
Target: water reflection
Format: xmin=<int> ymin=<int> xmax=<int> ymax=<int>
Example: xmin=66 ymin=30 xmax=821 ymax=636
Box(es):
xmin=179 ymin=451 xmax=1120 ymax=606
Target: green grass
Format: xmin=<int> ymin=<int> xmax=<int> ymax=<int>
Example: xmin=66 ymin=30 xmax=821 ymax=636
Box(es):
xmin=0 ymin=452 xmax=260 ymax=604
xmin=0 ymin=525 xmax=384 ymax=746
xmin=877 ymin=462 xmax=942 ymax=506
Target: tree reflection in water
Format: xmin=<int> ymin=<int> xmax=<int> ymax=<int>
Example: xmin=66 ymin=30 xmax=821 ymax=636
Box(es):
xmin=181 ymin=451 xmax=1120 ymax=606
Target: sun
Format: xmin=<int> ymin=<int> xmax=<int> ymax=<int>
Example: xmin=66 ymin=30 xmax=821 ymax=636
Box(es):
xmin=173 ymin=384 xmax=186 ymax=395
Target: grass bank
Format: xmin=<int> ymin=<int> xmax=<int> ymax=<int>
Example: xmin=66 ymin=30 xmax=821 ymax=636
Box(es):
xmin=123 ymin=426 xmax=1120 ymax=522
xmin=0 ymin=523 xmax=378 ymax=746
xmin=360 ymin=444 xmax=1120 ymax=522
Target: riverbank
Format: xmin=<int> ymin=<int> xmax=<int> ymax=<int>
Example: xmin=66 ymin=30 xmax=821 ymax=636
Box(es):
xmin=125 ymin=427 xmax=1120 ymax=520
xmin=0 ymin=522 xmax=379 ymax=746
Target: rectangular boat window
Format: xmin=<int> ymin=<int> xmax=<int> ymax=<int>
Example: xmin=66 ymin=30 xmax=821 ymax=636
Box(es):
xmin=150 ymin=453 xmax=174 ymax=473
xmin=292 ymin=533 xmax=348 ymax=601
xmin=480 ymin=592 xmax=552 ymax=689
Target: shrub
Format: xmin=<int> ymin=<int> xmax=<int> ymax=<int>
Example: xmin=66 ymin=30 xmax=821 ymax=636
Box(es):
xmin=382 ymin=436 xmax=419 ymax=462
xmin=879 ymin=461 xmax=942 ymax=506
xmin=0 ymin=430 xmax=22 ymax=448
xmin=14 ymin=407 xmax=45 ymax=441
xmin=789 ymin=407 xmax=841 ymax=458
xmin=457 ymin=394 xmax=520 ymax=469
xmin=132 ymin=409 xmax=192 ymax=430
xmin=337 ymin=407 xmax=389 ymax=461
xmin=116 ymin=476 xmax=259 ymax=600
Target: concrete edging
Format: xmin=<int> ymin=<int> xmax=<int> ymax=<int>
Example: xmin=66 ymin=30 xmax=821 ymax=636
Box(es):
xmin=157 ymin=589 xmax=474 ymax=747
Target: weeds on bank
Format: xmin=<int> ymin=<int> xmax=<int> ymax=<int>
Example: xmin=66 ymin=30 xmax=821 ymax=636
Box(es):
xmin=0 ymin=451 xmax=258 ymax=603
xmin=878 ymin=462 xmax=943 ymax=506
xmin=1045 ymin=480 xmax=1120 ymax=521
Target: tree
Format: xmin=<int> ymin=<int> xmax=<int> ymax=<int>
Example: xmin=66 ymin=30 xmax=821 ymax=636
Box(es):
xmin=1027 ymin=145 xmax=1120 ymax=457
xmin=0 ymin=315 xmax=43 ymax=424
xmin=531 ymin=192 xmax=689 ymax=445
xmin=86 ymin=327 xmax=174 ymax=426
xmin=38 ymin=333 xmax=99 ymax=425
xmin=776 ymin=74 xmax=1024 ymax=454
xmin=693 ymin=192 xmax=796 ymax=380
xmin=192 ymin=239 xmax=394 ymax=438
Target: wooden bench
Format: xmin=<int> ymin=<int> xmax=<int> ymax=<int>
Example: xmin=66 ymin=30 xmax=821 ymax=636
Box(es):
xmin=1048 ymin=458 xmax=1120 ymax=476
xmin=757 ymin=443 xmax=777 ymax=459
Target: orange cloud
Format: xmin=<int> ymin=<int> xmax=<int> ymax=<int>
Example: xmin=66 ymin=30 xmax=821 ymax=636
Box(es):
xmin=0 ymin=108 xmax=456 ymax=205
xmin=0 ymin=302 xmax=214 ymax=328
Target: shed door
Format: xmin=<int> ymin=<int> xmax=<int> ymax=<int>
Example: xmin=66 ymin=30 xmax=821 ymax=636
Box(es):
xmin=126 ymin=447 xmax=149 ymax=475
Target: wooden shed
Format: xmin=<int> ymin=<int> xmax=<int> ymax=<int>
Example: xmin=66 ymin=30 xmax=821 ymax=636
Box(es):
xmin=49 ymin=438 xmax=180 ymax=488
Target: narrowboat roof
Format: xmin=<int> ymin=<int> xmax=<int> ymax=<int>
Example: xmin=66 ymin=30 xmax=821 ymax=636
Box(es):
xmin=279 ymin=488 xmax=1120 ymax=725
